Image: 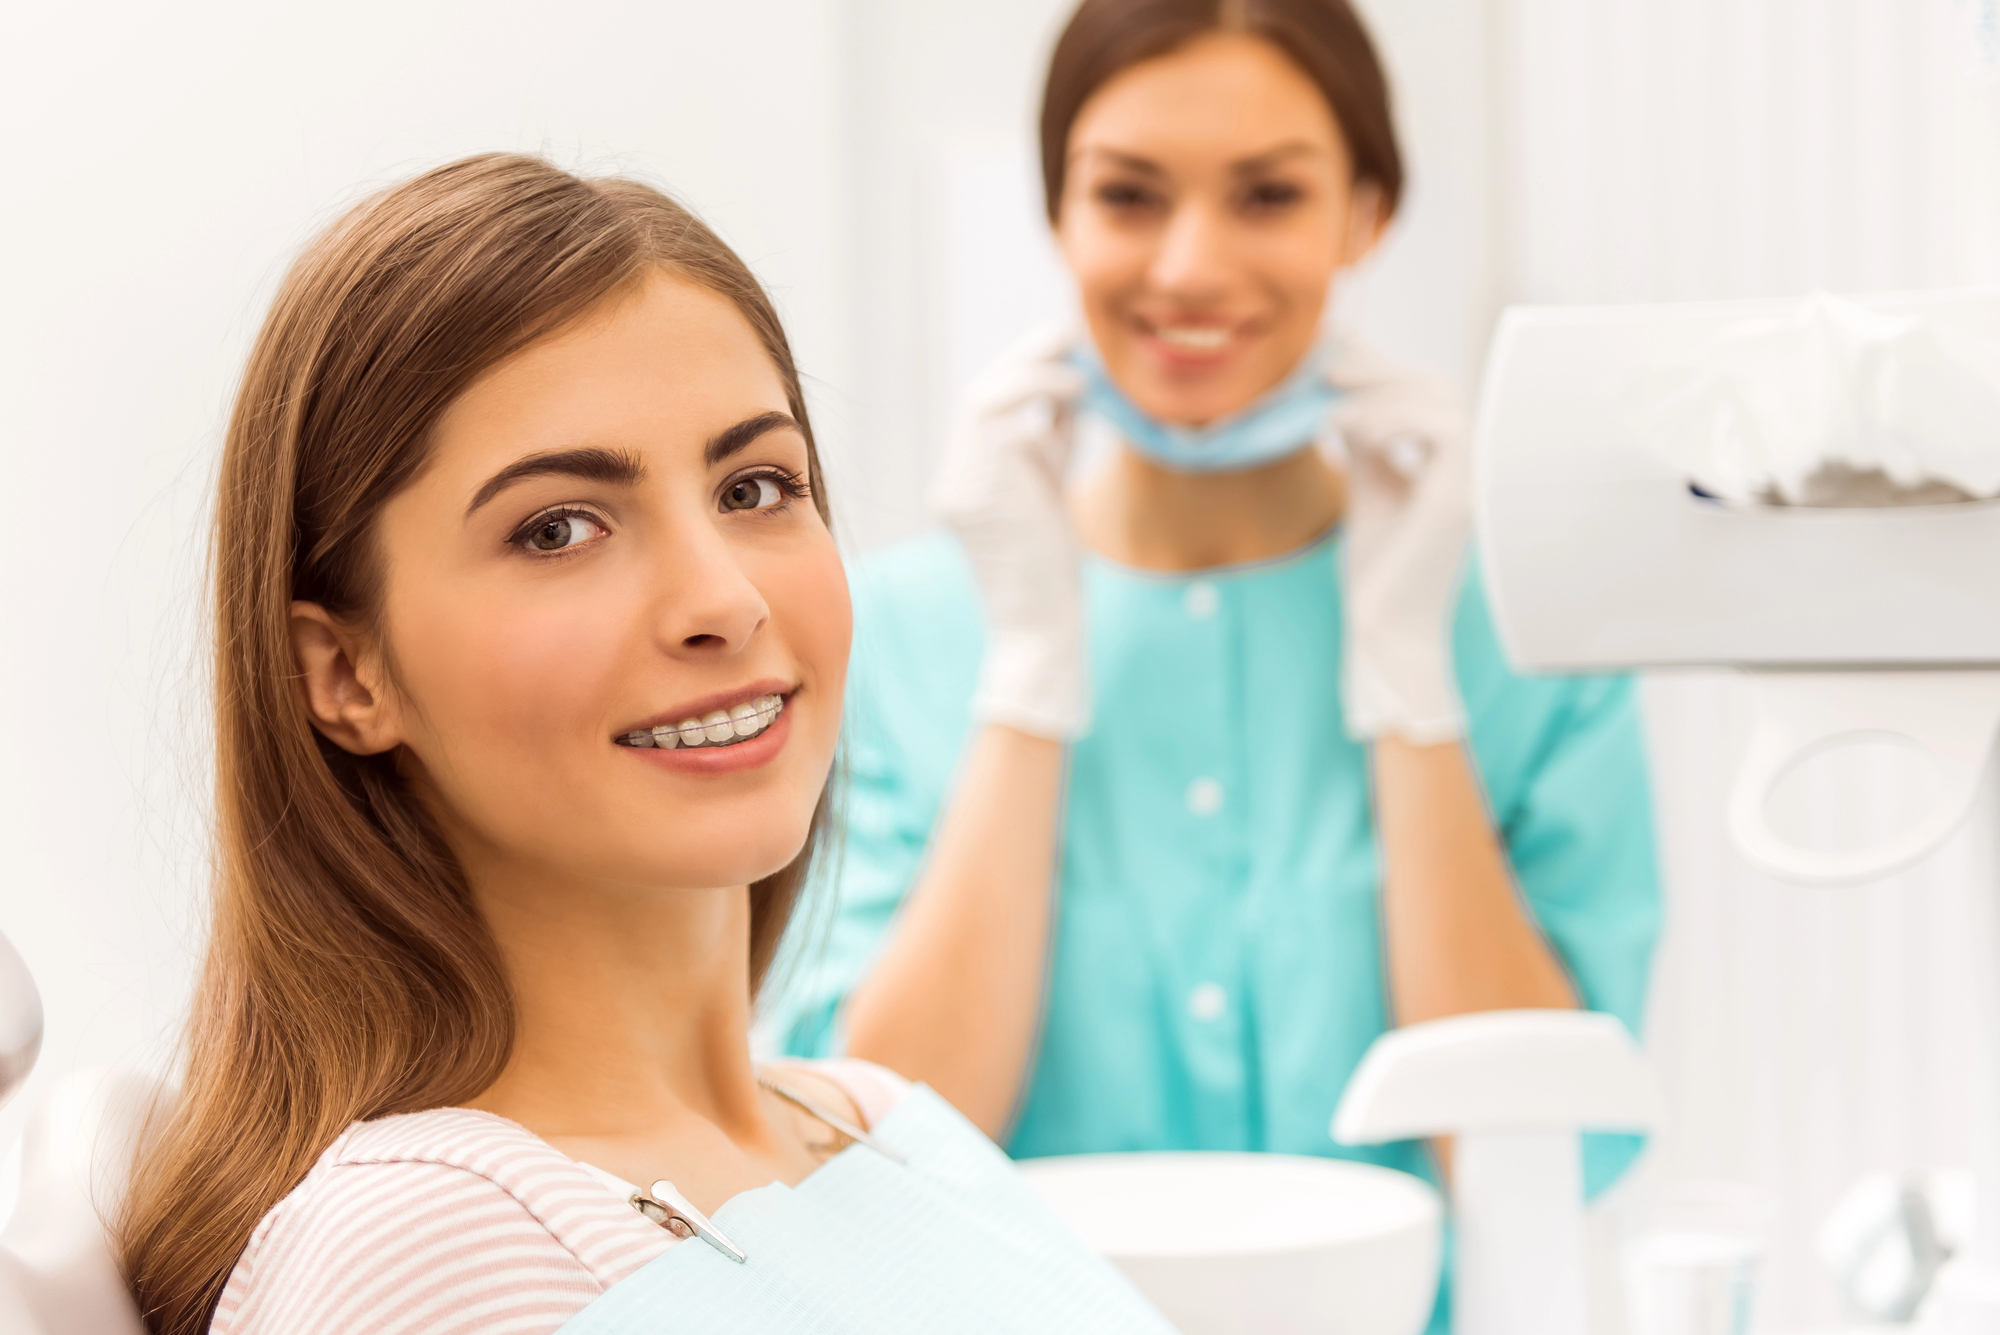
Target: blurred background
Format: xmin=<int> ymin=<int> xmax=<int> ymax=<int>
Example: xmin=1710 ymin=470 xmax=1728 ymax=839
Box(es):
xmin=1 ymin=0 xmax=1996 ymax=1325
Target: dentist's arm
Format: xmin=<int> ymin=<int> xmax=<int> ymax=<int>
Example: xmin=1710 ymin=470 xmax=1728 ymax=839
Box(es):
xmin=840 ymin=331 xmax=1087 ymax=1138
xmin=1373 ymin=738 xmax=1575 ymax=1026
xmin=841 ymin=727 xmax=1064 ymax=1137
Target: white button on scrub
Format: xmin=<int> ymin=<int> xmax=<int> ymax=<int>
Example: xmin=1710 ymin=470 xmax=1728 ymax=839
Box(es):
xmin=1185 ymin=777 xmax=1224 ymax=817
xmin=1183 ymin=580 xmax=1220 ymax=620
xmin=1186 ymin=982 xmax=1228 ymax=1022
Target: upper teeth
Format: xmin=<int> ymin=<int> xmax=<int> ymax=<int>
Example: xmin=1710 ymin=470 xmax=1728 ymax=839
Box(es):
xmin=1158 ymin=326 xmax=1230 ymax=350
xmin=621 ymin=694 xmax=784 ymax=750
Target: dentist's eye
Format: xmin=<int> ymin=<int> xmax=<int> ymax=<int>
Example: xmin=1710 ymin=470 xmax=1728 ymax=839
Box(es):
xmin=512 ymin=508 xmax=607 ymax=553
xmin=720 ymin=469 xmax=806 ymax=513
xmin=1240 ymin=180 xmax=1304 ymax=213
xmin=1095 ymin=181 xmax=1163 ymax=214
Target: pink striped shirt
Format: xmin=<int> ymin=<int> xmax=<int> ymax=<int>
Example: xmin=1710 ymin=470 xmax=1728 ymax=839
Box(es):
xmin=210 ymin=1060 xmax=909 ymax=1335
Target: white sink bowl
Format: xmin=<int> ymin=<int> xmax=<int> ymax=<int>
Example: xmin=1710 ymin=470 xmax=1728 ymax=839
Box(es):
xmin=1019 ymin=1151 xmax=1442 ymax=1335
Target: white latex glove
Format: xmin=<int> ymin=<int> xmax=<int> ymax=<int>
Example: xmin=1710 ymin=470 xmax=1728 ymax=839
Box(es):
xmin=1324 ymin=332 xmax=1474 ymax=744
xmin=930 ymin=323 xmax=1090 ymax=741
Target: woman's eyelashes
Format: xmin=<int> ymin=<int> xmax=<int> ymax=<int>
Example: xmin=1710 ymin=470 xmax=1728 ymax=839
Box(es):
xmin=719 ymin=467 xmax=809 ymax=515
xmin=504 ymin=467 xmax=808 ymax=559
xmin=1237 ymin=178 xmax=1307 ymax=215
xmin=1089 ymin=176 xmax=1305 ymax=219
xmin=510 ymin=506 xmax=610 ymax=557
xmin=1093 ymin=179 xmax=1167 ymax=217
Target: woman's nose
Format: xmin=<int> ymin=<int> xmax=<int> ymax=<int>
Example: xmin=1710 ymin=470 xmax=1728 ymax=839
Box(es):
xmin=1147 ymin=200 xmax=1234 ymax=300
xmin=654 ymin=524 xmax=770 ymax=656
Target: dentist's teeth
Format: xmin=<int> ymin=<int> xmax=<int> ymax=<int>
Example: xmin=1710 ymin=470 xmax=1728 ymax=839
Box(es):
xmin=1159 ymin=326 xmax=1229 ymax=350
xmin=651 ymin=724 xmax=680 ymax=749
xmin=625 ymin=730 xmax=654 ymax=748
xmin=700 ymin=710 xmax=736 ymax=745
xmin=729 ymin=702 xmax=763 ymax=737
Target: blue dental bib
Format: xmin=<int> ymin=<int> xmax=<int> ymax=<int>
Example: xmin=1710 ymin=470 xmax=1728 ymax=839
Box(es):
xmin=554 ymin=1085 xmax=1176 ymax=1334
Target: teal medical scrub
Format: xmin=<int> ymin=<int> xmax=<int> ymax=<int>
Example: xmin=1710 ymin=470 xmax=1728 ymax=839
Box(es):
xmin=772 ymin=528 xmax=1661 ymax=1328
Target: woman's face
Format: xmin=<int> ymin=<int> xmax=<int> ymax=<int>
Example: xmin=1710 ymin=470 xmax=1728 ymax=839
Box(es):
xmin=307 ymin=272 xmax=848 ymax=897
xmin=1056 ymin=32 xmax=1384 ymax=426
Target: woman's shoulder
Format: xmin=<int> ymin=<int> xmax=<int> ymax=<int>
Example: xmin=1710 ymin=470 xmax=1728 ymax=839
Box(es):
xmin=210 ymin=1107 xmax=669 ymax=1335
xmin=763 ymin=1056 xmax=914 ymax=1130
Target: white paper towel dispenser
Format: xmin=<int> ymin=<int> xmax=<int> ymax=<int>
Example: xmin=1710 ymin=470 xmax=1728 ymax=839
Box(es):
xmin=1474 ymin=287 xmax=2000 ymax=673
xmin=1474 ymin=287 xmax=2000 ymax=888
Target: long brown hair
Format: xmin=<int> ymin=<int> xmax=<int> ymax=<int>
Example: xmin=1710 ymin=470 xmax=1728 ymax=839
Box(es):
xmin=119 ymin=153 xmax=833 ymax=1334
xmin=1039 ymin=0 xmax=1404 ymax=222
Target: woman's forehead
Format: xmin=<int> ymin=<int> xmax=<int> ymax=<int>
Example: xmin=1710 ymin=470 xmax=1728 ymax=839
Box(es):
xmin=1070 ymin=33 xmax=1344 ymax=162
xmin=427 ymin=275 xmax=791 ymax=482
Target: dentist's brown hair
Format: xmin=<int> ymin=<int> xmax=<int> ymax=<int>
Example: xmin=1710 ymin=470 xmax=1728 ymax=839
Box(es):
xmin=1039 ymin=0 xmax=1404 ymax=222
xmin=119 ymin=153 xmax=832 ymax=1335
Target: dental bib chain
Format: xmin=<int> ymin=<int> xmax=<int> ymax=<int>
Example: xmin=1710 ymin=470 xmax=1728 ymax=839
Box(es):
xmin=626 ymin=1073 xmax=906 ymax=1264
xmin=619 ymin=693 xmax=784 ymax=750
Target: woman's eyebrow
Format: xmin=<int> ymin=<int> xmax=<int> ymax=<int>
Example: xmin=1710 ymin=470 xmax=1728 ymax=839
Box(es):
xmin=1230 ymin=141 xmax=1323 ymax=174
xmin=466 ymin=446 xmax=646 ymax=517
xmin=1069 ymin=146 xmax=1166 ymax=177
xmin=706 ymin=411 xmax=801 ymax=466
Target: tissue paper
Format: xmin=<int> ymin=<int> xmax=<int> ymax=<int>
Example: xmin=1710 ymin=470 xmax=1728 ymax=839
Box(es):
xmin=1622 ymin=291 xmax=2000 ymax=507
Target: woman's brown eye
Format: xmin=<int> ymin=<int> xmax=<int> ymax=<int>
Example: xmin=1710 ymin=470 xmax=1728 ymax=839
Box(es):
xmin=522 ymin=513 xmax=603 ymax=552
xmin=530 ymin=518 xmax=576 ymax=550
xmin=722 ymin=477 xmax=779 ymax=512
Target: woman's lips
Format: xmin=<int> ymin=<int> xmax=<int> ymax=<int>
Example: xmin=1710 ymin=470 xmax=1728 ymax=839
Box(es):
xmin=1131 ymin=317 xmax=1253 ymax=372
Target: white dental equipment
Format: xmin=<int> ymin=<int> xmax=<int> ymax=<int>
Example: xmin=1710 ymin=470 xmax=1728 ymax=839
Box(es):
xmin=1474 ymin=287 xmax=2000 ymax=1331
xmin=0 ymin=929 xmax=157 ymax=1335
xmin=1332 ymin=1009 xmax=1660 ymax=1335
xmin=1821 ymin=1170 xmax=1974 ymax=1323
xmin=1017 ymin=1150 xmax=1441 ymax=1335
xmin=0 ymin=929 xmax=40 ymax=1113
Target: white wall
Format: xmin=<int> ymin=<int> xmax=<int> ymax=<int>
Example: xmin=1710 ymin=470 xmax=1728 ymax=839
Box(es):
xmin=0 ymin=0 xmax=852 ymax=1185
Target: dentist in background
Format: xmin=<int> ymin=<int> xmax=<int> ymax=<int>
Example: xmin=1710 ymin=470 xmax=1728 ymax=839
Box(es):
xmin=775 ymin=0 xmax=1661 ymax=1322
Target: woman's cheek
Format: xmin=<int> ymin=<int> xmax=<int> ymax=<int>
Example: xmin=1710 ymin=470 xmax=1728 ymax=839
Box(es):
xmin=402 ymin=578 xmax=628 ymax=745
xmin=768 ymin=537 xmax=851 ymax=724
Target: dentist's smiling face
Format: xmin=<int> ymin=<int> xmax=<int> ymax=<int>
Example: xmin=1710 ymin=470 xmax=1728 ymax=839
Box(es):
xmin=355 ymin=272 xmax=849 ymax=894
xmin=1056 ymin=32 xmax=1385 ymax=427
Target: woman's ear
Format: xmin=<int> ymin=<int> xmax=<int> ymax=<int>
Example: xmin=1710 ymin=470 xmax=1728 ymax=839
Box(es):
xmin=1341 ymin=182 xmax=1390 ymax=269
xmin=290 ymin=602 xmax=404 ymax=755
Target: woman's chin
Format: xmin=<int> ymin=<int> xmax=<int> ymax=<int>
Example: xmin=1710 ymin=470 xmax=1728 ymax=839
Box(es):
xmin=650 ymin=824 xmax=816 ymax=892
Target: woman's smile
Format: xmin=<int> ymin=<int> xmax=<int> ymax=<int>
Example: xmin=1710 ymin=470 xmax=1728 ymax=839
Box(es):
xmin=617 ymin=681 xmax=799 ymax=774
xmin=1129 ymin=310 xmax=1266 ymax=379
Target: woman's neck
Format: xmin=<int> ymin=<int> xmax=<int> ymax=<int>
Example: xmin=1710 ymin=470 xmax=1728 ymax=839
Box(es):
xmin=1070 ymin=444 xmax=1347 ymax=572
xmin=460 ymin=861 xmax=767 ymax=1147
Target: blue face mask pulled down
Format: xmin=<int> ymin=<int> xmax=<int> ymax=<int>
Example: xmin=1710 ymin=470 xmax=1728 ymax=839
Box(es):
xmin=1069 ymin=337 xmax=1339 ymax=474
